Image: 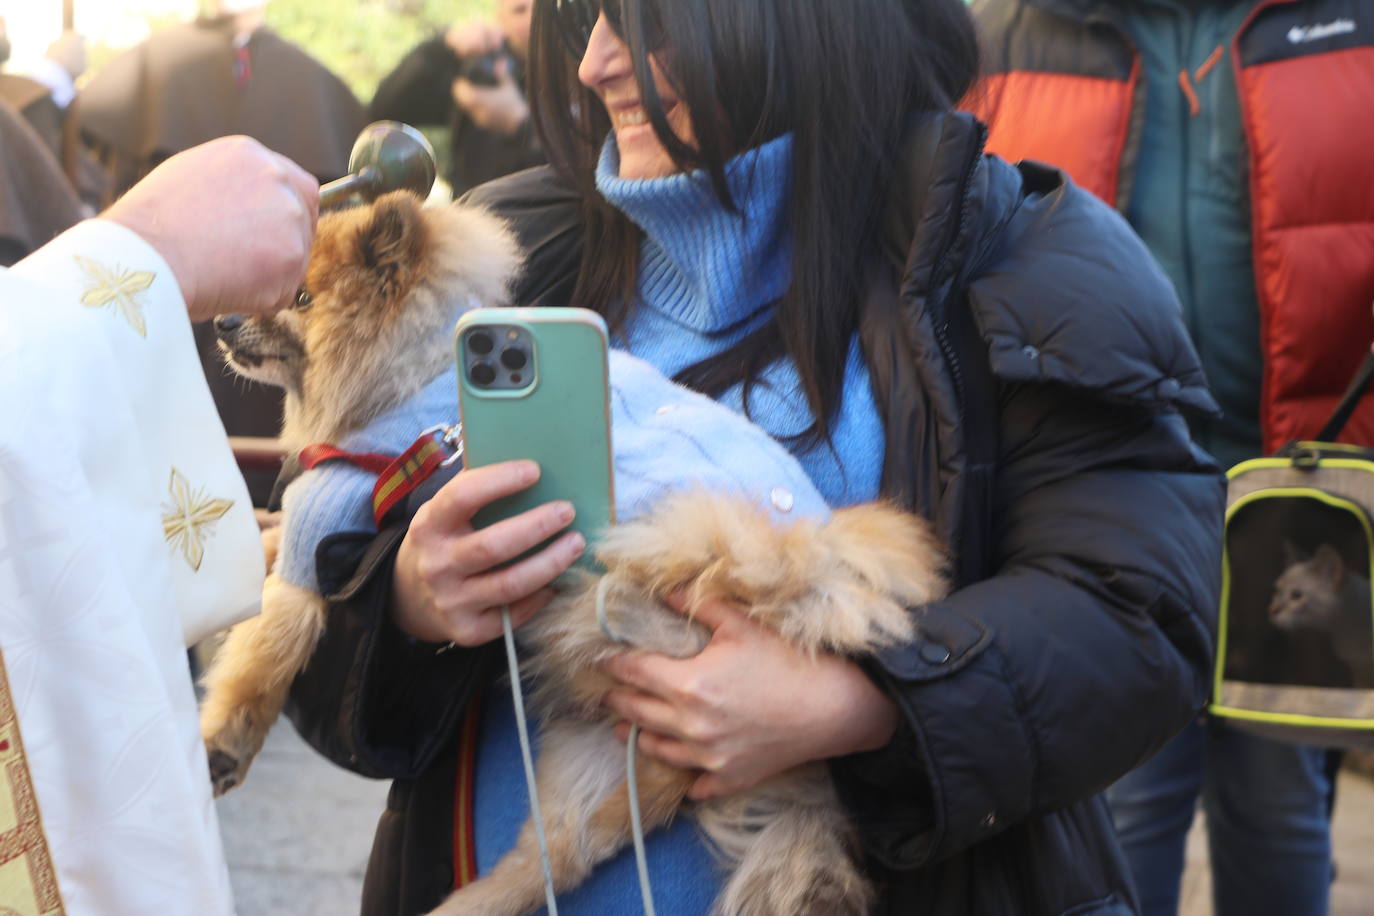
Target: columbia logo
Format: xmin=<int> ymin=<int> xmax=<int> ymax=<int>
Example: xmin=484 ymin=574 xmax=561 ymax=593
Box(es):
xmin=1287 ymin=18 xmax=1356 ymax=43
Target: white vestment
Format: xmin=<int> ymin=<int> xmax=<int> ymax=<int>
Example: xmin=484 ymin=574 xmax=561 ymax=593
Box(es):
xmin=0 ymin=220 xmax=264 ymax=915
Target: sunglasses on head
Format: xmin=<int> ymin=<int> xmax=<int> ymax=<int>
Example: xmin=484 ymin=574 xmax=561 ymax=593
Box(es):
xmin=552 ymin=0 xmax=662 ymax=56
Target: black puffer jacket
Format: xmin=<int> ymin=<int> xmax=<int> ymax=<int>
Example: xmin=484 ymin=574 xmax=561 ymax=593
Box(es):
xmin=285 ymin=112 xmax=1225 ymax=916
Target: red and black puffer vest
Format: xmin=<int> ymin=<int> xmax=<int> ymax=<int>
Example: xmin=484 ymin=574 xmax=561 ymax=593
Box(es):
xmin=964 ymin=0 xmax=1374 ymax=453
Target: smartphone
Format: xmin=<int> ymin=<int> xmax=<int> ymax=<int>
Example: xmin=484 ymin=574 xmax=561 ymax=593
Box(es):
xmin=454 ymin=307 xmax=615 ymax=569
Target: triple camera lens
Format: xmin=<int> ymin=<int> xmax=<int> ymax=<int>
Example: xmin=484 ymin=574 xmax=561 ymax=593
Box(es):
xmin=466 ymin=327 xmax=531 ymax=389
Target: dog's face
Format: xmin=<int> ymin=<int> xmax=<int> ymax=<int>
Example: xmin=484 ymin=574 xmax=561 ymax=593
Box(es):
xmin=215 ymin=190 xmax=431 ymax=403
xmin=214 ymin=191 xmax=519 ymax=447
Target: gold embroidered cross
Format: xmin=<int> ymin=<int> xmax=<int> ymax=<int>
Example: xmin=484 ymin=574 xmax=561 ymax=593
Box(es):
xmin=162 ymin=469 xmax=235 ymax=572
xmin=74 ymin=255 xmax=155 ymax=337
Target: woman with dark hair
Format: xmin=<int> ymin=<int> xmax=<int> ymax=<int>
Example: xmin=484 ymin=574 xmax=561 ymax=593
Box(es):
xmin=284 ymin=1 xmax=1225 ymax=913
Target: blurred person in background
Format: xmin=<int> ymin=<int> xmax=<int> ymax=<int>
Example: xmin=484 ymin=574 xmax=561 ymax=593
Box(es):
xmin=0 ymin=22 xmax=105 ymax=212
xmin=965 ymin=0 xmax=1374 ymax=913
xmin=0 ymin=17 xmax=76 ymax=162
xmin=370 ymin=0 xmax=543 ymax=198
xmin=75 ymin=0 xmax=364 ymax=200
xmin=0 ymin=96 xmax=81 ymax=266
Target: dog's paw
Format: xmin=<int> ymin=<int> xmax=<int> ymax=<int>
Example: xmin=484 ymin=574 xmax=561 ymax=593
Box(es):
xmin=207 ymin=748 xmax=247 ymax=797
xmin=201 ymin=706 xmax=270 ymax=796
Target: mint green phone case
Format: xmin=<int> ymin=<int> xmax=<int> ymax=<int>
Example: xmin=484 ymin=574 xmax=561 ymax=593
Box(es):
xmin=454 ymin=308 xmax=615 ymax=565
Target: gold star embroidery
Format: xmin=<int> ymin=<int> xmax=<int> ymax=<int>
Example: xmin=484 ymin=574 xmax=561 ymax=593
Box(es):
xmin=75 ymin=255 xmax=155 ymax=337
xmin=162 ymin=468 xmax=235 ymax=572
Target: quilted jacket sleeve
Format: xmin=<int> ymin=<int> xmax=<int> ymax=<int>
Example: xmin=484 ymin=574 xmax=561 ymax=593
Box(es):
xmin=835 ymin=166 xmax=1226 ymax=869
xmin=839 ymin=383 xmax=1223 ymax=867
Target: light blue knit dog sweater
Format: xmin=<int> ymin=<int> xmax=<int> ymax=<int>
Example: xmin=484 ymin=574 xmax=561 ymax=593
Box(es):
xmin=275 ymin=350 xmax=828 ymax=592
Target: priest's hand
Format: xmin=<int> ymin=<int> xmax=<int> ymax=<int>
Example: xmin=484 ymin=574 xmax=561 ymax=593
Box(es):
xmin=103 ymin=136 xmax=319 ymax=321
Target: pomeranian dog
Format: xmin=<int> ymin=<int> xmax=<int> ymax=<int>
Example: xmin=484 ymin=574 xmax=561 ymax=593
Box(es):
xmin=434 ymin=489 xmax=947 ymax=916
xmin=200 ymin=190 xmax=521 ymax=794
xmin=203 ymin=190 xmax=949 ymax=916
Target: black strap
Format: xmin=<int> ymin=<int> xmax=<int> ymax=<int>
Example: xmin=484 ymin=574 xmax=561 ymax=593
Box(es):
xmin=1314 ymin=350 xmax=1374 ymax=443
xmin=266 ymin=452 xmax=304 ymax=512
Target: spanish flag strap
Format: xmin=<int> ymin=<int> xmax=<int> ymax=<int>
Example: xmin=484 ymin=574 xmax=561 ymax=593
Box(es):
xmin=297 ymin=423 xmax=463 ymax=527
xmin=369 ymin=434 xmax=450 ymax=526
xmin=451 ymin=690 xmax=484 ymax=890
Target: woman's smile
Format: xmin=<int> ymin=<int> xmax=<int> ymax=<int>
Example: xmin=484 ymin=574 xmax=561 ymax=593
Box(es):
xmin=578 ymin=14 xmax=695 ymax=179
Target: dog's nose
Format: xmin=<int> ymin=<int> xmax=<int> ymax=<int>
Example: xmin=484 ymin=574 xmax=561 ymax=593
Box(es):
xmin=214 ymin=314 xmax=245 ymax=335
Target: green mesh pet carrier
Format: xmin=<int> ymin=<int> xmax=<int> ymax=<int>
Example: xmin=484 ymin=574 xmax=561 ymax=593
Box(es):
xmin=1211 ymin=354 xmax=1374 ymax=747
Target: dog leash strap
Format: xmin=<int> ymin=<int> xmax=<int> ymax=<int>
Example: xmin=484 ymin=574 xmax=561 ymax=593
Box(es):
xmin=450 ymin=690 xmax=483 ymax=890
xmin=297 ymin=426 xmax=462 ymax=527
xmin=297 ymin=444 xmax=393 ymax=474
xmin=370 ymin=434 xmax=450 ymax=525
xmin=295 ymin=440 xmax=441 ymax=526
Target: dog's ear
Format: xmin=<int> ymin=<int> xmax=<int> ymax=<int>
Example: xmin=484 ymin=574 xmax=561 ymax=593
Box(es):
xmin=354 ymin=192 xmax=427 ymax=298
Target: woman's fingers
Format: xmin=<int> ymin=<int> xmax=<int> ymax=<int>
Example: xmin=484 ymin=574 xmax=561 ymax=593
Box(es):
xmin=447 ymin=498 xmax=576 ymax=577
xmin=422 ymin=460 xmax=541 ymax=532
xmin=613 ymin=721 xmax=708 ymax=773
xmin=662 ymin=588 xmax=744 ymax=631
xmin=442 ymin=587 xmax=556 ymax=646
xmin=687 ymin=772 xmax=729 ymax=801
xmin=459 ymin=529 xmax=586 ymax=608
xmin=603 ymin=686 xmax=690 ymax=741
xmin=388 ymin=460 xmax=590 ymax=646
xmin=601 ymin=649 xmax=692 ymax=702
xmin=612 ymin=721 xmax=743 ymax=800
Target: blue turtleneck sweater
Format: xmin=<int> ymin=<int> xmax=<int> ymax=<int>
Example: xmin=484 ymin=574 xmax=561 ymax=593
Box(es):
xmin=597 ymin=133 xmax=885 ymax=508
xmin=473 ymin=134 xmax=886 ymax=914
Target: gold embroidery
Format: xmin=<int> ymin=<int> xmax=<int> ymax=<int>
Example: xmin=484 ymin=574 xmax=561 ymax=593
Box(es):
xmin=161 ymin=469 xmax=235 ymax=572
xmin=0 ymin=652 xmax=65 ymax=915
xmin=74 ymin=256 xmax=154 ymax=338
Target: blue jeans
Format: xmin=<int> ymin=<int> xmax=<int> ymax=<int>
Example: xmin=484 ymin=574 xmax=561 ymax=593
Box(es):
xmin=1105 ymin=719 xmax=1333 ymax=916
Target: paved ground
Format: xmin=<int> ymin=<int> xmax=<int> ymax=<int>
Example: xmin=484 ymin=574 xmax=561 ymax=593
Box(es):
xmin=217 ymin=721 xmax=1374 ymax=915
xmin=216 ymin=720 xmax=386 ymax=915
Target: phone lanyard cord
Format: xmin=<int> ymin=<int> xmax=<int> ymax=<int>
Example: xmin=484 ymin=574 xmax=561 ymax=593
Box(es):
xmin=500 ymin=576 xmax=658 ymax=916
xmin=596 ymin=575 xmax=658 ymax=916
xmin=501 ymin=606 xmax=561 ymax=916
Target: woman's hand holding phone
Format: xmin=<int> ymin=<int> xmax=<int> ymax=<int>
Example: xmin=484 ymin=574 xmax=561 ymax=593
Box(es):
xmin=391 ymin=459 xmax=586 ymax=646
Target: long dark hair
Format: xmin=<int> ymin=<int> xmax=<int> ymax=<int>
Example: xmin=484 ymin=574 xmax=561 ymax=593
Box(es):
xmin=529 ymin=0 xmax=979 ymax=445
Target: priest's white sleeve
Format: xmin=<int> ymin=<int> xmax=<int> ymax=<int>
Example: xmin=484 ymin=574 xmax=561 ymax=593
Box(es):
xmin=0 ymin=219 xmax=265 ymax=915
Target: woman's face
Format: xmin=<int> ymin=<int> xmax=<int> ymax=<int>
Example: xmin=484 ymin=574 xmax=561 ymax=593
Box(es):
xmin=577 ymin=11 xmax=696 ymax=180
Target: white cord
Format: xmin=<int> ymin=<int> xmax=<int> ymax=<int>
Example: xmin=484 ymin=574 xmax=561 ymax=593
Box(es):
xmin=498 ymin=579 xmax=656 ymax=916
xmin=501 ymin=605 xmax=560 ymax=916
xmin=596 ymin=576 xmax=657 ymax=916
xmin=625 ymin=723 xmax=657 ymax=916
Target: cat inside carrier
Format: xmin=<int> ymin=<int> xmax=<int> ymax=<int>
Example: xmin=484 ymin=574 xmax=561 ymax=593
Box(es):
xmin=1212 ymin=353 xmax=1374 ymax=748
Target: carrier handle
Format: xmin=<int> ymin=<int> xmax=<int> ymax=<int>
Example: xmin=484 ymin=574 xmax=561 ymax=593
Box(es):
xmin=1314 ymin=348 xmax=1374 ymax=443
